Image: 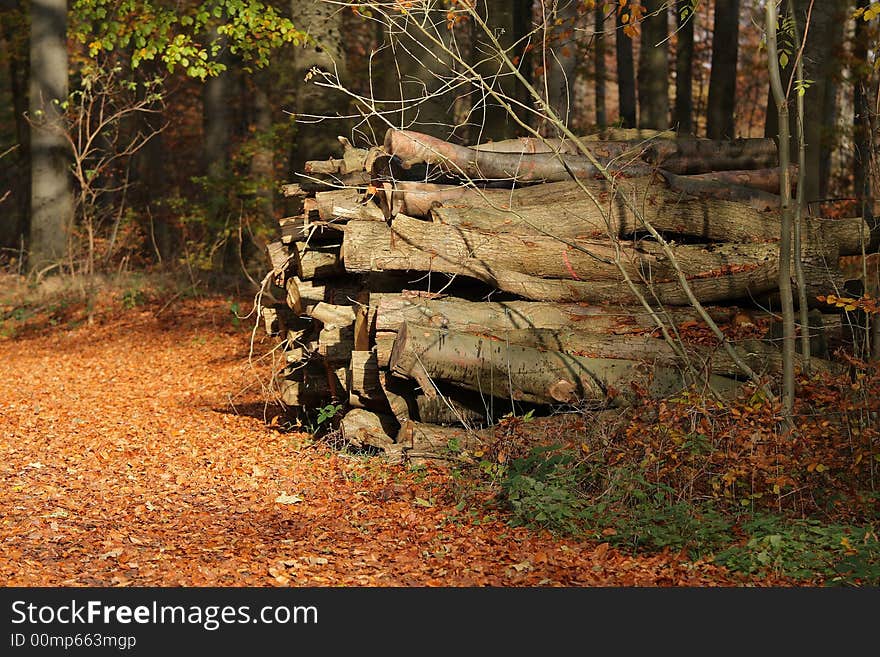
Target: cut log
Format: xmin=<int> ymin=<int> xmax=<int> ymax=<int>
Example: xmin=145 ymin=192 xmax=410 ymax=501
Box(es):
xmin=280 ymin=216 xmax=308 ymax=244
xmin=446 ymin=327 xmax=834 ymax=377
xmin=379 ymin=372 xmax=416 ymax=422
xmin=308 ymin=302 xmax=356 ymax=329
xmin=297 ymin=245 xmax=343 ymax=280
xmin=339 ymin=408 xmax=398 ymax=450
xmin=384 ymin=129 xmax=654 ymax=183
xmin=384 ymin=129 xmax=779 ymax=182
xmin=317 ymin=325 xmax=353 ymax=362
xmin=294 ymin=171 xmax=371 ymax=192
xmin=684 ymin=167 xmax=796 ymax=194
xmin=659 ymin=170 xmax=781 ymax=211
xmin=344 ymin=215 xmax=783 ymax=284
xmin=389 ymin=323 xmax=740 ymax=406
xmin=348 ymin=349 xmax=383 ymax=404
xmin=414 ymin=387 xmax=492 ymax=427
xmin=374 ymin=331 xmax=397 ymax=367
xmin=643 ymin=137 xmax=779 ymax=174
xmin=266 ymin=241 xmax=294 ymax=277
xmin=411 ymin=179 xmax=864 ymax=255
xmin=278 ymin=362 xmax=347 ymax=407
xmin=314 ymin=188 xmax=385 ymax=222
xmin=261 ymin=304 xmax=303 ymax=337
xmin=285 ymin=277 xmax=325 ymax=314
xmin=470 ymin=136 xmax=581 ymax=154
xmin=397 ymin=420 xmax=485 ymax=457
xmin=584 ymin=128 xmax=678 ymax=141
xmin=370 ymin=295 xmax=758 ymax=335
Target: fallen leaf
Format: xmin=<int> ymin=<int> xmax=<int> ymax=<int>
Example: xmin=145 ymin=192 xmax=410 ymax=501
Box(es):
xmin=274 ymin=492 xmax=303 ymax=505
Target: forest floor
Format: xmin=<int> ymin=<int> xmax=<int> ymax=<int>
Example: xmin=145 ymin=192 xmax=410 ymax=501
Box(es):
xmin=0 ymin=280 xmax=815 ymax=586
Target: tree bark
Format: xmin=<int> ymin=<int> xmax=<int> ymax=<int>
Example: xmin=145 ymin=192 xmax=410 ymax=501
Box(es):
xmin=471 ymin=0 xmax=523 ymax=141
xmin=706 ymin=0 xmax=740 ymax=140
xmin=674 ymin=0 xmax=695 ymax=134
xmin=28 ymin=0 xmax=73 ymax=270
xmin=0 ymin=5 xmax=29 ymax=249
xmin=638 ymin=0 xmax=670 ymax=129
xmin=391 ymin=178 xmax=864 ymax=255
xmin=594 ymin=4 xmax=607 ymax=129
xmin=539 ymin=0 xmax=579 ymax=132
xmin=682 ymin=167 xmax=795 ymax=194
xmin=377 ymin=3 xmax=458 ymax=142
xmin=615 ymin=8 xmax=637 ymax=128
xmin=658 ymin=170 xmax=781 ymax=211
xmin=389 ymin=322 xmax=739 ymax=405
xmin=853 ymin=0 xmax=873 ymax=217
xmin=369 ymin=293 xmax=749 ymax=335
xmin=344 ymin=213 xmax=783 ymax=283
xmin=766 ymin=0 xmax=847 ymax=204
xmin=384 ymin=129 xmax=654 ymax=183
xmin=342 ymin=217 xmax=836 ymax=305
xmin=203 ymin=30 xmax=231 ymax=180
xmin=339 ymin=408 xmax=398 ymax=450
xmin=248 ymin=72 xmax=275 ymax=225
xmin=290 ymin=0 xmax=350 ymax=174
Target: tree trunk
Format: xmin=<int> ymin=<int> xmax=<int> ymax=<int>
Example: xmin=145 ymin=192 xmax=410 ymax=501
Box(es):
xmin=674 ymin=0 xmax=695 ymax=134
xmin=203 ymin=31 xmax=231 ymax=180
xmin=706 ymin=0 xmax=740 ymax=140
xmin=368 ymin=293 xmax=747 ymax=335
xmin=615 ymin=8 xmax=637 ymax=128
xmin=767 ymin=0 xmax=847 ymax=204
xmin=290 ymin=0 xmax=350 ymax=173
xmin=28 ymin=0 xmax=73 ymax=270
xmin=384 ymin=129 xmax=779 ymax=180
xmin=339 ymin=408 xmax=398 ymax=450
xmin=0 ymin=5 xmax=29 ymax=250
xmin=345 ymin=213 xmax=783 ymax=283
xmin=389 ymin=178 xmax=863 ymax=255
xmin=594 ymin=4 xmax=607 ymax=129
xmin=470 ymin=0 xmax=522 ymax=141
xmin=377 ymin=3 xmax=457 ymax=142
xmin=249 ymin=72 xmax=275 ymax=225
xmin=637 ymin=0 xmax=670 ymax=129
xmin=539 ymin=0 xmax=579 ymax=132
xmin=342 ymin=217 xmax=838 ymax=305
xmin=389 ymin=322 xmax=740 ymax=406
xmin=384 ymin=128 xmax=654 ymax=182
xmin=853 ymin=0 xmax=872 ymax=216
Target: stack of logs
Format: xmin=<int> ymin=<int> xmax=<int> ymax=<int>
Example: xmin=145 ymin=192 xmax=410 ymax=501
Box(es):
xmin=261 ymin=128 xmax=874 ymax=463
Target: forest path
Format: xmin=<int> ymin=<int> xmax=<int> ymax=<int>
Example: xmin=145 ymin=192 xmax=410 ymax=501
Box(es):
xmin=0 ymin=297 xmax=771 ymax=586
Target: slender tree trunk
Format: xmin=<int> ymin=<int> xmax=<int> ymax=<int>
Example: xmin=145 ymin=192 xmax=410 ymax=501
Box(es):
xmin=615 ymin=8 xmax=636 ymax=128
xmin=766 ymin=0 xmax=796 ymax=418
xmin=472 ymin=0 xmax=520 ymax=141
xmin=249 ymin=74 xmax=275 ymax=222
xmin=706 ymin=0 xmax=740 ymax=139
xmin=203 ymin=36 xmax=231 ymax=180
xmin=540 ymin=0 xmax=579 ymax=132
xmin=637 ymin=0 xmax=669 ymax=129
xmin=0 ymin=4 xmax=29 ymax=249
xmin=674 ymin=0 xmax=695 ymax=134
xmin=594 ymin=3 xmax=606 ymax=128
xmin=818 ymin=5 xmax=845 ymax=200
xmin=853 ymin=0 xmax=873 ymax=218
xmin=28 ymin=0 xmax=73 ymax=270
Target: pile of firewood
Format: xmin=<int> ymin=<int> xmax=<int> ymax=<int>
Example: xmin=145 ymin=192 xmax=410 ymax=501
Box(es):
xmin=260 ymin=128 xmax=872 ymax=463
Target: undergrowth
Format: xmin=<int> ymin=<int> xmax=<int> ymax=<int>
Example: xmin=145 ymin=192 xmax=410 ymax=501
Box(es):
xmin=444 ymin=364 xmax=880 ymax=586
